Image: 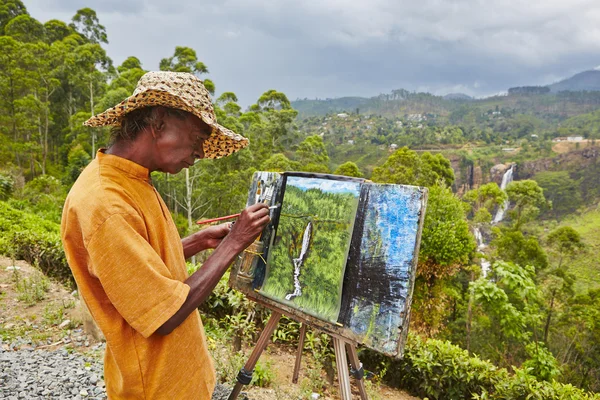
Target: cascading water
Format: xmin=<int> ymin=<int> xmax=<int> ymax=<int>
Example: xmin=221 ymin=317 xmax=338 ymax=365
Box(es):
xmin=493 ymin=166 xmax=514 ymax=223
xmin=475 ymin=165 xmax=514 ymax=277
xmin=285 ymin=221 xmax=312 ymax=301
xmin=474 ymin=227 xmax=491 ymax=277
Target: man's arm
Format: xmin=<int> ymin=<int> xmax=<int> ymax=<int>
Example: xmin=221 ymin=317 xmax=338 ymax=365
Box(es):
xmin=156 ymin=203 xmax=270 ymax=335
xmin=181 ymin=223 xmax=231 ymax=259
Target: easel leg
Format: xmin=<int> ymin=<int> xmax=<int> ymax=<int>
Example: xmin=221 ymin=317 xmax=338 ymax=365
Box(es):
xmin=228 ymin=311 xmax=282 ymax=400
xmin=332 ymin=337 xmax=352 ymax=400
xmin=345 ymin=343 xmax=368 ymax=400
xmin=292 ymin=323 xmax=307 ymax=384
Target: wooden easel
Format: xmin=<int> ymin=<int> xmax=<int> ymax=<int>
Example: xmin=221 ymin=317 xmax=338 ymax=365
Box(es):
xmin=228 ymin=311 xmax=368 ymax=400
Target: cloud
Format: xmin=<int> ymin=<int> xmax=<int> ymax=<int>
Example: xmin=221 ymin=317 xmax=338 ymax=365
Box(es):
xmin=23 ymin=0 xmax=600 ymax=106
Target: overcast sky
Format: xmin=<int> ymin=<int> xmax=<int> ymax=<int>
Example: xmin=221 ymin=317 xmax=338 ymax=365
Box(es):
xmin=23 ymin=0 xmax=600 ymax=107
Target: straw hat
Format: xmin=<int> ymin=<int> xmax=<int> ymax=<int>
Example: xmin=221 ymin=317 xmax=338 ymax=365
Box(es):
xmin=84 ymin=71 xmax=249 ymax=159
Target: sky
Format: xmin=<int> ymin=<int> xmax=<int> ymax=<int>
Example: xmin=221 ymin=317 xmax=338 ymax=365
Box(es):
xmin=288 ymin=177 xmax=360 ymax=196
xmin=23 ymin=0 xmax=600 ymax=107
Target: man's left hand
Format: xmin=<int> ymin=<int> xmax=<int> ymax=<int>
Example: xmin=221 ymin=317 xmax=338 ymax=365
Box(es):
xmin=197 ymin=223 xmax=231 ymax=249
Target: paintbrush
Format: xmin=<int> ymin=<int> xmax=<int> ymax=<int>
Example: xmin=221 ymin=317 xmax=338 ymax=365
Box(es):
xmin=197 ymin=205 xmax=279 ymax=225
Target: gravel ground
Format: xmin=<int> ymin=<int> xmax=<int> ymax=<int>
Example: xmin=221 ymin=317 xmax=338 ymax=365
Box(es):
xmin=0 ymin=340 xmax=244 ymax=400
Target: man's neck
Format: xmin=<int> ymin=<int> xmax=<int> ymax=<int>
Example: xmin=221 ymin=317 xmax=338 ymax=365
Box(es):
xmin=106 ymin=136 xmax=156 ymax=172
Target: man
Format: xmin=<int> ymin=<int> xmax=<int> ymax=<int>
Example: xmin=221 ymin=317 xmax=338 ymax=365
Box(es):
xmin=61 ymin=71 xmax=270 ymax=399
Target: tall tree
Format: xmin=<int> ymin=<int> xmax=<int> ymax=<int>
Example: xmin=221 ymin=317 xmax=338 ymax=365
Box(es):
xmin=69 ymin=8 xmax=108 ymax=44
xmin=4 ymin=14 xmax=44 ymax=43
xmin=0 ymin=0 xmax=27 ymax=35
xmin=159 ymin=46 xmax=214 ymax=94
xmin=505 ymin=180 xmax=550 ymax=230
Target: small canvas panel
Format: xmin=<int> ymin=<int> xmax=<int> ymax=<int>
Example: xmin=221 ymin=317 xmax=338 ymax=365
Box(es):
xmin=260 ymin=175 xmax=362 ymax=323
xmin=339 ymin=183 xmax=426 ymax=355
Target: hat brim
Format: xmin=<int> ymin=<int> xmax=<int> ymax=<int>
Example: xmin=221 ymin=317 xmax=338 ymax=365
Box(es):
xmin=84 ymin=89 xmax=249 ymax=159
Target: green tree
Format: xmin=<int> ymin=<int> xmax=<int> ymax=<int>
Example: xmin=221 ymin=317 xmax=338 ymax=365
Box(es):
xmin=4 ymin=14 xmax=44 ymax=43
xmin=261 ymin=153 xmax=298 ymax=172
xmin=505 ymin=180 xmax=550 ymax=230
xmin=159 ymin=46 xmax=214 ymax=93
xmin=69 ymin=8 xmax=108 ymax=44
xmin=463 ymin=182 xmax=507 ymax=224
xmin=547 ymin=226 xmax=584 ymax=269
xmin=44 ymin=19 xmax=73 ymax=44
xmin=411 ymin=184 xmax=476 ymax=335
xmin=371 ymin=147 xmax=454 ymax=188
xmin=296 ymin=135 xmax=329 ymax=170
xmin=492 ymin=228 xmax=548 ymax=270
xmin=334 ymin=161 xmax=362 ymax=177
xmin=0 ymin=0 xmax=27 ymax=35
xmin=534 ymin=171 xmax=582 ymax=218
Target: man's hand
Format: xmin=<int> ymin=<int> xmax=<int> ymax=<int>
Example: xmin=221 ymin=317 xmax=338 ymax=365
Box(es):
xmin=224 ymin=203 xmax=271 ymax=253
xmin=159 ymin=203 xmax=271 ymax=335
xmin=198 ymin=223 xmax=231 ymax=249
xmin=181 ymin=222 xmax=231 ymax=259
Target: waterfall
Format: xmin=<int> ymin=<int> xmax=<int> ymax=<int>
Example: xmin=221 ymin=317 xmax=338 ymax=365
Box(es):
xmin=473 ymin=227 xmax=491 ymax=277
xmin=286 ymin=221 xmax=312 ymax=301
xmin=493 ymin=166 xmax=514 ymax=224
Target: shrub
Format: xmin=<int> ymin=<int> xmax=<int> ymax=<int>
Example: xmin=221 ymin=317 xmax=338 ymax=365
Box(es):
xmin=0 ymin=201 xmax=72 ymax=287
xmin=362 ymin=334 xmax=600 ymax=400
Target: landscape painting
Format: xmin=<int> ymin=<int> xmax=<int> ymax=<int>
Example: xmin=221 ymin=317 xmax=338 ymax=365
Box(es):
xmin=339 ymin=183 xmax=427 ymax=355
xmin=260 ymin=174 xmax=362 ymax=323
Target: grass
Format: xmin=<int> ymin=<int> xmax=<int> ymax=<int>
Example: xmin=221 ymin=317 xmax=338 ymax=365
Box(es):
xmin=13 ymin=268 xmax=50 ymax=306
xmin=549 ymin=205 xmax=600 ymax=293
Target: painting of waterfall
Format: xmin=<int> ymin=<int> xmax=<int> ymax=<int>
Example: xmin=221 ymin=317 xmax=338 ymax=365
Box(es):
xmin=260 ymin=175 xmax=361 ymax=323
xmin=231 ymin=171 xmax=428 ymax=356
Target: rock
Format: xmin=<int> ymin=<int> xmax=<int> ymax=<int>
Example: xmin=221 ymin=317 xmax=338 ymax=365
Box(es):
xmin=58 ymin=320 xmax=71 ymax=329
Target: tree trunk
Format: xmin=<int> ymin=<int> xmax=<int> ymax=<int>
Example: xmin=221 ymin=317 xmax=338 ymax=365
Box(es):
xmin=90 ymin=79 xmax=96 ymax=157
xmin=543 ymin=289 xmax=556 ymax=343
xmin=185 ymin=168 xmax=196 ymax=264
xmin=466 ymin=271 xmax=475 ymax=352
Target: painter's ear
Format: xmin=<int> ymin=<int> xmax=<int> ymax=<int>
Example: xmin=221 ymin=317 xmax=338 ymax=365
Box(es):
xmin=151 ymin=107 xmax=167 ymax=137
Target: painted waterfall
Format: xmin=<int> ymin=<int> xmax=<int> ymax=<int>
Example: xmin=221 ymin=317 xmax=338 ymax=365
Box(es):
xmin=261 ymin=176 xmax=361 ymax=323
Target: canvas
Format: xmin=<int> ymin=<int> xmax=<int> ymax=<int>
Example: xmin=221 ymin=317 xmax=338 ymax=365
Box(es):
xmin=260 ymin=175 xmax=362 ymax=323
xmin=231 ymin=172 xmax=427 ymax=356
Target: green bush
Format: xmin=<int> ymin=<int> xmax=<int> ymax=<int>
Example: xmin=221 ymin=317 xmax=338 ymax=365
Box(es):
xmin=0 ymin=201 xmax=72 ymax=287
xmin=363 ymin=334 xmax=599 ymax=400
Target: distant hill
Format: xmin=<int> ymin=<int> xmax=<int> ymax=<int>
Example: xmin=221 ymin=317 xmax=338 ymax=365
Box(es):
xmin=547 ymin=70 xmax=600 ymax=93
xmin=443 ymin=93 xmax=473 ymax=101
xmin=291 ymin=71 xmax=600 ymax=121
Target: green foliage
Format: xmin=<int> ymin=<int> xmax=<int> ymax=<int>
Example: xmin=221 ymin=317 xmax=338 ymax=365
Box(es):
xmin=371 ymin=147 xmax=454 ymax=187
xmin=547 ymin=226 xmax=584 ymax=268
xmin=464 ymin=182 xmax=507 ymax=223
xmin=261 ymin=153 xmax=299 ymax=172
xmin=0 ymin=172 xmax=14 ymax=200
xmin=365 ymin=333 xmax=599 ymax=400
xmin=69 ymin=8 xmax=107 ymax=44
xmin=13 ymin=268 xmax=50 ymax=306
xmin=506 ymin=180 xmax=550 ymax=229
xmin=0 ymin=201 xmax=71 ymax=286
xmin=492 ymin=228 xmax=548 ymax=270
xmin=522 ymin=342 xmax=561 ymax=382
xmin=263 ymin=185 xmax=357 ymax=321
xmin=333 ymin=161 xmax=362 ymax=177
xmin=534 ymin=171 xmax=582 ymax=218
xmin=419 ymin=185 xmax=475 ymax=267
xmin=251 ymin=360 xmax=275 ymax=387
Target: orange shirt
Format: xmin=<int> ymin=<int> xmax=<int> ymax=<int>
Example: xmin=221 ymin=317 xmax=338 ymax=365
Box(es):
xmin=61 ymin=150 xmax=215 ymax=399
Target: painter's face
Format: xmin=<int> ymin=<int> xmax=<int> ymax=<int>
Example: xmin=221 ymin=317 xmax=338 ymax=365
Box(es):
xmin=153 ymin=111 xmax=212 ymax=174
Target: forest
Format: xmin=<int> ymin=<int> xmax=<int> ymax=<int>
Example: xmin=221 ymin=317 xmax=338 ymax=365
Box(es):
xmin=0 ymin=1 xmax=599 ymax=399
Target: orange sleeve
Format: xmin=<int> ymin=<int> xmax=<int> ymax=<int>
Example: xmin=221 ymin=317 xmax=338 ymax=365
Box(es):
xmin=86 ymin=213 xmax=189 ymax=338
